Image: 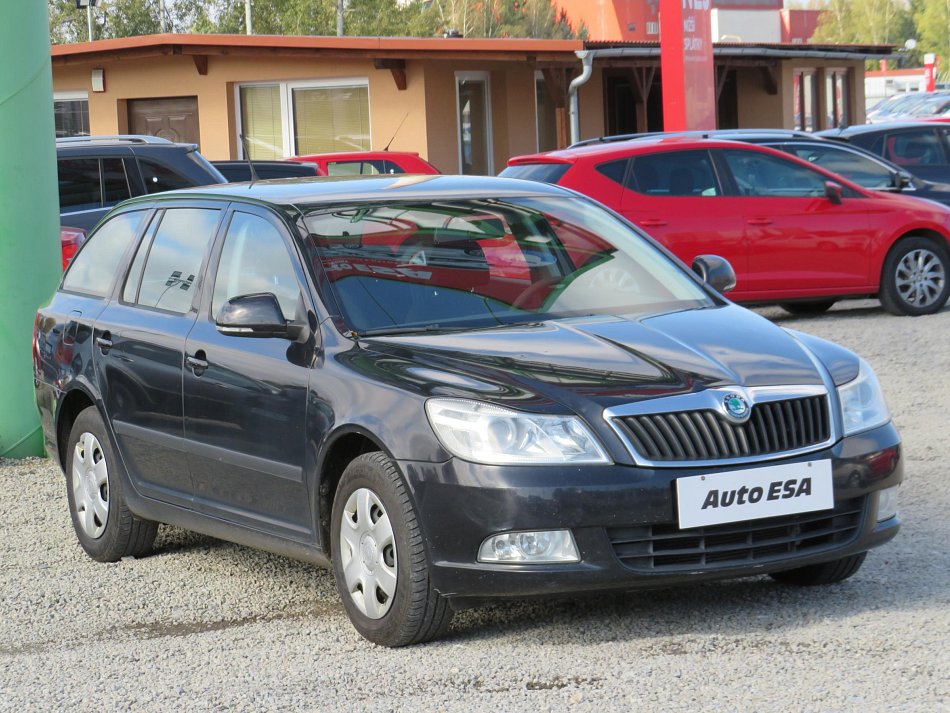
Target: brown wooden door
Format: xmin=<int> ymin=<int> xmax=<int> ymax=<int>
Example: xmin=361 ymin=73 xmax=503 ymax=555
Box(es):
xmin=128 ymin=97 xmax=200 ymax=146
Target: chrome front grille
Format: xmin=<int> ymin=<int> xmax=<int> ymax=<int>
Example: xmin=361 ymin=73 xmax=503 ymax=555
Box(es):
xmin=611 ymin=394 xmax=830 ymax=464
xmin=608 ymin=497 xmax=865 ymax=572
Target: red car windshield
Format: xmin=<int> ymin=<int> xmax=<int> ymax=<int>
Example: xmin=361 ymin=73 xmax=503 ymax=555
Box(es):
xmin=301 ymin=197 xmax=712 ymax=335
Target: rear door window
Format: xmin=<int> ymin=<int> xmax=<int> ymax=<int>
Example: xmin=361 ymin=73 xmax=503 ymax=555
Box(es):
xmin=628 ymin=150 xmax=720 ymax=196
xmin=133 ymin=208 xmax=221 ymax=313
xmin=62 ymin=211 xmax=146 ymax=297
xmin=326 ymin=161 xmax=378 ymax=176
xmin=101 ymin=158 xmax=132 ymax=205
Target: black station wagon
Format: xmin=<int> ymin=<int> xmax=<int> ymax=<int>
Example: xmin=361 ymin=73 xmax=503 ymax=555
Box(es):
xmin=33 ymin=175 xmax=902 ymax=646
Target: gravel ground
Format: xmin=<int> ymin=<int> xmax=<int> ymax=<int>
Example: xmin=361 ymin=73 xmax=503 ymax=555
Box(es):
xmin=1 ymin=299 xmax=948 ymax=712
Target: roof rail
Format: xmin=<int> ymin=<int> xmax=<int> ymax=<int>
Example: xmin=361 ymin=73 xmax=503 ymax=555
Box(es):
xmin=56 ymin=134 xmax=174 ymax=145
xmin=570 ymin=132 xmax=665 ymax=148
xmin=569 ymin=127 xmax=816 ymax=149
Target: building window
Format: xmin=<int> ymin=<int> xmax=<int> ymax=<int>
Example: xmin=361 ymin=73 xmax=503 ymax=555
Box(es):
xmin=535 ymin=72 xmax=558 ymax=153
xmin=793 ymin=69 xmax=817 ymax=131
xmin=54 ymin=92 xmax=89 ymax=137
xmin=456 ymin=72 xmax=492 ymax=175
xmin=646 ymin=22 xmax=659 ymax=35
xmin=825 ymin=68 xmax=850 ymax=129
xmin=237 ymin=79 xmax=370 ymax=159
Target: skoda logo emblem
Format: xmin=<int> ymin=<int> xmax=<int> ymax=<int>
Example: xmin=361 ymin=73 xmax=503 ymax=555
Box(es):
xmin=723 ymin=393 xmax=750 ymax=421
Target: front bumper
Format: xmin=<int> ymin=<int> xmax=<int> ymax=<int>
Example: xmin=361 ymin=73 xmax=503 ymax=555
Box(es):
xmin=399 ymin=422 xmax=902 ymax=606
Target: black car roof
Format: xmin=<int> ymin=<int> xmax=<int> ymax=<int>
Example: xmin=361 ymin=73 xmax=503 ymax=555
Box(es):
xmin=123 ymin=174 xmax=570 ymax=210
xmin=818 ymin=122 xmax=944 ymax=137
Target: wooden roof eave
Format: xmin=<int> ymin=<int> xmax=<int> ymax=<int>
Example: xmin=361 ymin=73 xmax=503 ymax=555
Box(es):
xmin=50 ymin=43 xmax=578 ymax=67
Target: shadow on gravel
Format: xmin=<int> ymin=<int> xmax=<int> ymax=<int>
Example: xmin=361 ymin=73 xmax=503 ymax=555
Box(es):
xmin=445 ymin=559 xmax=949 ymax=646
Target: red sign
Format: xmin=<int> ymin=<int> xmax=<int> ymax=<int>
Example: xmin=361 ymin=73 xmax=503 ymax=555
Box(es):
xmin=660 ymin=0 xmax=716 ymax=131
xmin=924 ymin=53 xmax=937 ymax=93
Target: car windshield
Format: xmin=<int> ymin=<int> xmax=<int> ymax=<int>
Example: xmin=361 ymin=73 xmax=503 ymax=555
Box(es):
xmin=300 ymin=196 xmax=713 ymax=335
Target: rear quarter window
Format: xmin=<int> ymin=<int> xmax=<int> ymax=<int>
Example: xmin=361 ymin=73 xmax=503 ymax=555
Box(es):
xmin=62 ymin=211 xmax=146 ymax=297
xmin=139 ymin=159 xmax=193 ymax=193
xmin=498 ymin=163 xmax=571 ymax=184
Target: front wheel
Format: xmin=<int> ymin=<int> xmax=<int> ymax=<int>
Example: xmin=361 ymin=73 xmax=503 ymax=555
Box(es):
xmin=331 ymin=452 xmax=453 ymax=646
xmin=64 ymin=407 xmax=158 ymax=562
xmin=769 ymin=552 xmax=866 ymax=586
xmin=879 ymin=238 xmax=949 ymax=316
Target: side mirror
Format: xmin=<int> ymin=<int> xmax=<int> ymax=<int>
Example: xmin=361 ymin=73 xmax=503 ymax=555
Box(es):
xmin=824 ymin=180 xmax=843 ymax=204
xmin=216 ymin=293 xmax=303 ymax=340
xmin=692 ymin=254 xmax=736 ymax=294
xmin=893 ymin=171 xmax=912 ymax=190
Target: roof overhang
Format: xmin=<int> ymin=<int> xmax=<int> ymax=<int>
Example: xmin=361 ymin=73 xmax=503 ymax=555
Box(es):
xmin=51 ymin=33 xmax=584 ymax=66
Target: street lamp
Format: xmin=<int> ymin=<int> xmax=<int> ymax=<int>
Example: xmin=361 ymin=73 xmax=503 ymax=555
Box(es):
xmin=73 ymin=0 xmax=97 ymax=43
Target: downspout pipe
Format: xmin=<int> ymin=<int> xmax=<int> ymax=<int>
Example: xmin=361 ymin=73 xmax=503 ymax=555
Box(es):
xmin=568 ymin=50 xmax=594 ymax=146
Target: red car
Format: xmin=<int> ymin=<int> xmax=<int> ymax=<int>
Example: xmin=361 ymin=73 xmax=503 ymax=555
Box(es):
xmin=287 ymin=151 xmax=439 ymax=176
xmin=503 ymin=137 xmax=950 ymax=316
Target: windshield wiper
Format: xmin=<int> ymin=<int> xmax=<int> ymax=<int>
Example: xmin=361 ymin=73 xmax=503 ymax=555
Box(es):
xmin=356 ymin=324 xmax=458 ymax=337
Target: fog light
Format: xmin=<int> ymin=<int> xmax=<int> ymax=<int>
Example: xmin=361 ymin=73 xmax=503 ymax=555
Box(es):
xmin=877 ymin=486 xmax=899 ymax=522
xmin=477 ymin=530 xmax=579 ymax=564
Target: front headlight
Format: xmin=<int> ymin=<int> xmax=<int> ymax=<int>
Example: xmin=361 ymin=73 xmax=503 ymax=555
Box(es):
xmin=837 ymin=360 xmax=890 ymax=436
xmin=425 ymin=398 xmax=610 ymax=465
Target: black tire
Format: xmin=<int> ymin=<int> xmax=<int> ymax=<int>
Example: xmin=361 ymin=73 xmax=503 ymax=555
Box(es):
xmin=779 ymin=299 xmax=836 ymax=316
xmin=769 ymin=552 xmax=866 ymax=586
xmin=330 ymin=452 xmax=453 ymax=647
xmin=64 ymin=407 xmax=158 ymax=562
xmin=879 ymin=237 xmax=950 ymax=316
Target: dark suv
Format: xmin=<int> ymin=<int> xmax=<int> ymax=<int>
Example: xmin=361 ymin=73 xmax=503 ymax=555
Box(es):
xmin=57 ymin=135 xmax=226 ymax=232
xmin=34 ymin=176 xmax=902 ymax=646
xmin=818 ymin=122 xmax=950 ymax=185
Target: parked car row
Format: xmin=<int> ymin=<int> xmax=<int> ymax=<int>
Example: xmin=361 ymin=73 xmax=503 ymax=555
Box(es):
xmin=503 ymin=131 xmax=950 ymax=316
xmin=55 ymin=129 xmax=950 ymax=318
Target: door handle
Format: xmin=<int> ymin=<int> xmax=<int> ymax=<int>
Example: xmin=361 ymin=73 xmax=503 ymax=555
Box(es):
xmin=639 ymin=219 xmax=668 ymax=228
xmin=746 ymin=217 xmax=773 ymax=226
xmin=95 ymin=334 xmax=112 ymax=353
xmin=186 ymin=353 xmax=209 ymax=373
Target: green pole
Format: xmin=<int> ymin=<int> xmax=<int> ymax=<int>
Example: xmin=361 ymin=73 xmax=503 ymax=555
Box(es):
xmin=0 ymin=4 xmax=61 ymax=457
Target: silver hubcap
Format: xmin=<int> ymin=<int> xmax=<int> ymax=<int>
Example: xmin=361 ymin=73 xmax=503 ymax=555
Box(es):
xmin=895 ymin=248 xmax=946 ymax=308
xmin=72 ymin=432 xmax=109 ymax=539
xmin=339 ymin=488 xmax=397 ymax=619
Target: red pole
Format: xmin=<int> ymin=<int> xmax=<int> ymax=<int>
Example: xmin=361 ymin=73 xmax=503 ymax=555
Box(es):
xmin=660 ymin=0 xmax=716 ymax=130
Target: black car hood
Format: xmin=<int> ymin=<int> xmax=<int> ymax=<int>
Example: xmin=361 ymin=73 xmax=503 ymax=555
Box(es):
xmin=351 ymin=305 xmax=832 ymax=414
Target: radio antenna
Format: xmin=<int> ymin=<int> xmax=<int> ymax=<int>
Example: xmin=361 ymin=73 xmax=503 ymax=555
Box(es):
xmin=239 ymin=134 xmax=260 ymax=184
xmin=383 ymin=113 xmax=410 ymax=152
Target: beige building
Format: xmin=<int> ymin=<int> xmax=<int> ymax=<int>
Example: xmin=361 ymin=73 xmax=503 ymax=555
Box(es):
xmin=51 ymin=35 xmax=888 ymax=172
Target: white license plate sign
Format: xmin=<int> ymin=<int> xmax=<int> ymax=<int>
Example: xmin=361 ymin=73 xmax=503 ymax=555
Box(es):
xmin=676 ymin=460 xmax=834 ymax=530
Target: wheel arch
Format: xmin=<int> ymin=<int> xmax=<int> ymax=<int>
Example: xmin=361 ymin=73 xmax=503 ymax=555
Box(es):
xmin=55 ymin=385 xmax=98 ymax=469
xmin=314 ymin=426 xmax=393 ymax=552
xmin=876 ymin=229 xmax=950 ymax=284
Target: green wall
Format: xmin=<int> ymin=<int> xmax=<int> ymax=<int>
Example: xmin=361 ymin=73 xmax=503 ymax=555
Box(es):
xmin=0 ymin=4 xmax=62 ymax=457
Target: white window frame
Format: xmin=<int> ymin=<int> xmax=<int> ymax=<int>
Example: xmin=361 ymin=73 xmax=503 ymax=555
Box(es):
xmin=235 ymin=77 xmax=371 ymax=158
xmin=454 ymin=71 xmax=493 ymax=175
xmin=54 ymin=90 xmax=89 ymax=102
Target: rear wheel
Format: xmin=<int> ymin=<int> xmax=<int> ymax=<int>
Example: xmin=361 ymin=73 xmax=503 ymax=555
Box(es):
xmin=64 ymin=407 xmax=158 ymax=562
xmin=331 ymin=452 xmax=453 ymax=646
xmin=769 ymin=552 xmax=866 ymax=586
xmin=779 ymin=299 xmax=836 ymax=316
xmin=879 ymin=237 xmax=949 ymax=316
